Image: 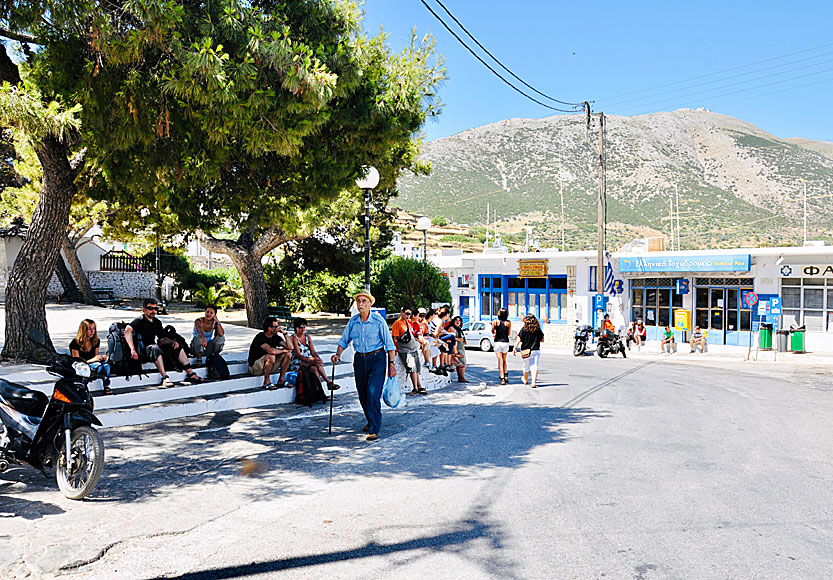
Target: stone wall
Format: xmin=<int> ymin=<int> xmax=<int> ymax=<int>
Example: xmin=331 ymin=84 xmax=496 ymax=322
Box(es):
xmin=46 ymin=271 xmax=157 ymax=299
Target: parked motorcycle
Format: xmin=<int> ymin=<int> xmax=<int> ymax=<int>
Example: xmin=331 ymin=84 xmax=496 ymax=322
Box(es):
xmin=573 ymin=324 xmax=594 ymax=356
xmin=596 ymin=329 xmax=627 ymax=359
xmin=0 ymin=331 xmax=105 ymax=500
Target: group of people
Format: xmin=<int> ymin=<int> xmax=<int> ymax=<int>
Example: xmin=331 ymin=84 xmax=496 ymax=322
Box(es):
xmin=490 ymin=308 xmax=545 ymax=388
xmin=622 ymin=318 xmax=708 ymax=353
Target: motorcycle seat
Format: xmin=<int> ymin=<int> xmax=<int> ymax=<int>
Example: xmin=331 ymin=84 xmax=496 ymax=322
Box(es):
xmin=0 ymin=379 xmax=48 ymax=417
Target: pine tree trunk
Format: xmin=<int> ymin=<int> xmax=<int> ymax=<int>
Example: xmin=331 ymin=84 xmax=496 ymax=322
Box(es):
xmin=63 ymin=235 xmax=100 ymax=306
xmin=55 ymin=252 xmax=83 ymax=303
xmin=198 ymin=227 xmax=291 ymax=329
xmin=1 ymin=136 xmax=76 ymax=362
xmin=228 ymin=251 xmax=269 ymax=328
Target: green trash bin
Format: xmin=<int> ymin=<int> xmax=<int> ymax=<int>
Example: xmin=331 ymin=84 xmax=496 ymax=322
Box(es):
xmin=790 ymin=327 xmax=805 ymax=353
xmin=759 ymin=324 xmax=773 ymax=350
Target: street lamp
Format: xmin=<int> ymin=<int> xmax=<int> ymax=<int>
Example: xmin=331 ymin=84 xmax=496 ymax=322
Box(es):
xmin=800 ymin=178 xmax=808 ymax=246
xmin=356 ymin=166 xmax=380 ymax=291
xmin=416 ymin=216 xmax=431 ymax=262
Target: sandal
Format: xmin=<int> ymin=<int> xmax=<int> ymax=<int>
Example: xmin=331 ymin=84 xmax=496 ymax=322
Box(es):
xmin=407 ymin=389 xmax=420 ymax=396
xmin=102 ymin=385 xmax=114 ymax=396
xmin=263 ymin=383 xmax=277 ymax=390
xmin=186 ymin=372 xmax=205 ymax=384
xmin=326 ymin=382 xmax=341 ymax=391
xmin=418 ymin=388 xmax=428 ymax=395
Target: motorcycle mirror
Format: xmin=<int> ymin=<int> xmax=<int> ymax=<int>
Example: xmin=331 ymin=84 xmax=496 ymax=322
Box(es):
xmin=27 ymin=330 xmax=47 ymax=347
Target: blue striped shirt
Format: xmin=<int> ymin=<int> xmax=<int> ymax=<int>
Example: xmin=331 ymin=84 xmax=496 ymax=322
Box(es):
xmin=338 ymin=311 xmax=395 ymax=354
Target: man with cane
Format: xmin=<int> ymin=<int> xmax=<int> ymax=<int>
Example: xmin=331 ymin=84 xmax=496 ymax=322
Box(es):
xmin=331 ymin=291 xmax=396 ymax=441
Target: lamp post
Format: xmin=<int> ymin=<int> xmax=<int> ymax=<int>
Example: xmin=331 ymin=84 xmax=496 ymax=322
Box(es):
xmin=356 ymin=166 xmax=380 ymax=292
xmin=416 ymin=216 xmax=431 ymax=262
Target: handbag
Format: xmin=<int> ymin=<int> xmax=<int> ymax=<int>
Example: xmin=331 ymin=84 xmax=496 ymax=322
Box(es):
xmin=520 ymin=348 xmax=532 ymax=359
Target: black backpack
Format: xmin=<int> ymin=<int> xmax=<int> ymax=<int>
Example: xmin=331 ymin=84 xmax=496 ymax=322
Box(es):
xmin=295 ymin=367 xmax=327 ymax=406
xmin=107 ymin=321 xmax=145 ymax=380
xmin=208 ymin=354 xmax=230 ymax=380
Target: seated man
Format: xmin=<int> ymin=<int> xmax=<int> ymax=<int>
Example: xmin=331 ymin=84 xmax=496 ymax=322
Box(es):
xmin=191 ymin=305 xmax=225 ymax=365
xmin=125 ymin=298 xmax=204 ymax=387
xmin=690 ymin=325 xmax=707 ymax=353
xmin=248 ymin=316 xmax=291 ymax=390
xmin=602 ymin=314 xmax=615 ymax=337
xmin=660 ymin=325 xmax=675 ymax=353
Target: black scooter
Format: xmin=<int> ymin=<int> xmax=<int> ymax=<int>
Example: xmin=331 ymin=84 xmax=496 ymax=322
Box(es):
xmin=573 ymin=324 xmax=594 ymax=356
xmin=0 ymin=331 xmax=105 ymax=500
xmin=596 ymin=329 xmax=627 ymax=359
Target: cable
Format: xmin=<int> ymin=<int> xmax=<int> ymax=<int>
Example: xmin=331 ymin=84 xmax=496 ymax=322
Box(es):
xmin=430 ymin=0 xmax=585 ymax=108
xmin=599 ymin=41 xmax=833 ymax=102
xmin=418 ymin=0 xmax=584 ymax=113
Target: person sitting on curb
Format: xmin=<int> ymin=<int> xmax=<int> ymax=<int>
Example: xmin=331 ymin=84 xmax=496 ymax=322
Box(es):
xmin=70 ymin=319 xmax=112 ymax=395
xmin=450 ymin=315 xmax=469 ymax=383
xmin=413 ymin=309 xmax=431 ymax=367
xmin=125 ymin=298 xmax=204 ymax=387
xmin=248 ymin=316 xmax=292 ymax=390
xmin=288 ymin=317 xmax=340 ymax=391
xmin=190 ymin=305 xmax=225 ymax=366
xmin=690 ymin=325 xmax=707 ymax=353
xmin=635 ymin=319 xmax=647 ymax=349
xmin=661 ymin=325 xmax=675 ymax=353
xmin=393 ymin=306 xmax=426 ymax=396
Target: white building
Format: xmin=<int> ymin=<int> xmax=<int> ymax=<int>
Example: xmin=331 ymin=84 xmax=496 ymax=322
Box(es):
xmin=431 ymin=244 xmax=833 ymax=352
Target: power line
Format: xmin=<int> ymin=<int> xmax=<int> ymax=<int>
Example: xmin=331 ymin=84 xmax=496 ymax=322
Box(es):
xmin=430 ymin=0 xmax=585 ymax=108
xmin=417 ymin=0 xmax=585 ymax=113
xmin=599 ymin=42 xmax=833 ymax=102
xmin=603 ymin=51 xmax=833 ymax=110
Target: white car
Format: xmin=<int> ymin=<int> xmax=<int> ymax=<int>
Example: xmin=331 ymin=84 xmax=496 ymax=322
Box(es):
xmin=462 ymin=321 xmax=517 ymax=352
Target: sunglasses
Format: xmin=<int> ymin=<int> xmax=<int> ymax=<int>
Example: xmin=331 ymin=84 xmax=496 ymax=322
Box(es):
xmin=146 ymin=306 xmax=158 ymax=311
xmin=418 ymin=314 xmax=425 ymax=318
xmin=404 ymin=312 xmax=412 ymax=316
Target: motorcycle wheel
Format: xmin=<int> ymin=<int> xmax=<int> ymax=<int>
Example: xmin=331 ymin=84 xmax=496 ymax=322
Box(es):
xmin=596 ymin=343 xmax=608 ymax=358
xmin=573 ymin=341 xmax=586 ymax=356
xmin=56 ymin=425 xmax=104 ymax=500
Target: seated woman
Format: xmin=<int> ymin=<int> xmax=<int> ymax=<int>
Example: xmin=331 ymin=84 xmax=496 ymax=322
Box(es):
xmin=70 ymin=319 xmax=112 ymax=395
xmin=288 ymin=317 xmax=340 ymax=391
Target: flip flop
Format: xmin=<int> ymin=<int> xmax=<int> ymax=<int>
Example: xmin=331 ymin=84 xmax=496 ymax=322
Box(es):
xmin=327 ymin=382 xmax=341 ymax=391
xmin=263 ymin=383 xmax=277 ymax=390
xmin=102 ymin=385 xmax=114 ymax=396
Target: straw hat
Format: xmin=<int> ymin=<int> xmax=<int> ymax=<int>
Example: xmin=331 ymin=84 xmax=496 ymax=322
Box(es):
xmin=353 ymin=290 xmax=375 ymax=305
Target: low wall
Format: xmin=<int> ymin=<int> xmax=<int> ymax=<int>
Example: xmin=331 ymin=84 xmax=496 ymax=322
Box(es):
xmin=46 ymin=271 xmax=157 ymax=299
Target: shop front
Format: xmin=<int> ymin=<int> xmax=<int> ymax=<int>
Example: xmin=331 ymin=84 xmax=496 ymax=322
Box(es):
xmin=620 ymin=253 xmax=753 ymax=345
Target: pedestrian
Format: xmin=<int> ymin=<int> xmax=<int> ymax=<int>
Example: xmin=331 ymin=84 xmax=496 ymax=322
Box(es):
xmin=331 ymin=291 xmax=396 ymax=441
xmin=513 ymin=314 xmax=544 ymax=388
xmin=69 ymin=319 xmax=112 ymax=395
xmin=450 ymin=315 xmax=469 ymax=383
xmin=492 ymin=308 xmax=511 ymax=384
xmin=393 ymin=306 xmax=426 ymax=395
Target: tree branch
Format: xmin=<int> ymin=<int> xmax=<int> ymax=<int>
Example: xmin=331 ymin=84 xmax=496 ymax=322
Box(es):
xmin=196 ymin=232 xmax=242 ymax=255
xmin=251 ymin=226 xmax=294 ymax=258
xmin=0 ymin=28 xmax=39 ymax=45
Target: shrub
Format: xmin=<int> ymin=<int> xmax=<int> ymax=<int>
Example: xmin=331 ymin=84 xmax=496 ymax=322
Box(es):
xmin=371 ymin=256 xmax=451 ymax=312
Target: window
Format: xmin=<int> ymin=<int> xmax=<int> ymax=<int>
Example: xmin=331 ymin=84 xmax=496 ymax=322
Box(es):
xmin=782 ymin=278 xmax=833 ymax=331
xmin=631 ymin=279 xmax=682 ymax=327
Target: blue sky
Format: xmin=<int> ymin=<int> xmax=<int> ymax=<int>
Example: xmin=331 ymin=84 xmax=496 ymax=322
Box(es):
xmin=361 ymin=0 xmax=833 ymax=143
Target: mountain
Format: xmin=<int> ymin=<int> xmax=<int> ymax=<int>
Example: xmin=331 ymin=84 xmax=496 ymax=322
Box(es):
xmin=395 ymin=109 xmax=833 ymax=251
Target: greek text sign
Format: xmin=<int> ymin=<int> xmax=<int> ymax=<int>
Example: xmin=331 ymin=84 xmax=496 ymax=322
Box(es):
xmin=619 ymin=254 xmax=750 ymax=273
xmin=778 ymin=264 xmax=833 ymax=277
xmin=518 ymin=259 xmax=548 ymax=278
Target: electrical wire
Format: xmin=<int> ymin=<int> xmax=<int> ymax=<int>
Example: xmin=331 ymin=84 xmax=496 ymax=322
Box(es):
xmin=430 ymin=0 xmax=585 ymax=108
xmin=418 ymin=0 xmax=584 ymax=113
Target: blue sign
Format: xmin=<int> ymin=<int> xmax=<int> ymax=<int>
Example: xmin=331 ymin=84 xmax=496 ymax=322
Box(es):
xmin=675 ymin=279 xmax=689 ymax=295
xmin=594 ymin=294 xmax=607 ymax=311
xmin=611 ymin=279 xmax=624 ymax=294
xmin=619 ymin=254 xmax=751 ymax=273
xmin=770 ymin=297 xmax=782 ymax=315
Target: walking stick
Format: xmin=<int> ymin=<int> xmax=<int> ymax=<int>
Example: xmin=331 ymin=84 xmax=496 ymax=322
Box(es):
xmin=328 ymin=360 xmax=336 ymax=435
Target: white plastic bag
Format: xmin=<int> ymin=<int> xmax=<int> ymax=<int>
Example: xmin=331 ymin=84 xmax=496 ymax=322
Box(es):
xmin=382 ymin=375 xmax=402 ymax=408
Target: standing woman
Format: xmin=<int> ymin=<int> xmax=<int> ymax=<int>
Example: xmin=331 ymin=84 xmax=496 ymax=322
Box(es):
xmin=70 ymin=319 xmax=112 ymax=395
xmin=513 ymin=314 xmax=545 ymax=388
xmin=491 ymin=308 xmax=511 ymax=384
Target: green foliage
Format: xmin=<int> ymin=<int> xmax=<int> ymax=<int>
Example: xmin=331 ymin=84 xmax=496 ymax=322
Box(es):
xmin=432 ymin=215 xmax=448 ymax=227
xmin=264 ymin=260 xmax=357 ymax=314
xmin=371 ymin=256 xmax=450 ymax=312
xmin=192 ymin=282 xmax=242 ymax=310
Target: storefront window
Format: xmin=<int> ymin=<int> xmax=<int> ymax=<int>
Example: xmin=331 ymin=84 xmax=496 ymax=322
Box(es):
xmin=630 ymin=279 xmax=679 ymax=327
xmin=781 ymin=278 xmax=833 ymax=331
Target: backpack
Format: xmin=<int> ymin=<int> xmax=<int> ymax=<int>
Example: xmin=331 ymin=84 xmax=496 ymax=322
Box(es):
xmin=107 ymin=322 xmax=130 ymax=362
xmin=295 ymin=367 xmax=327 ymax=406
xmin=398 ymin=320 xmax=412 ymax=345
xmin=207 ymin=354 xmax=230 ymax=380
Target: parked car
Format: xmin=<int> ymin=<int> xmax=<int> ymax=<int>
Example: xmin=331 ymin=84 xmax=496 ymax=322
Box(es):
xmin=462 ymin=321 xmax=517 ymax=352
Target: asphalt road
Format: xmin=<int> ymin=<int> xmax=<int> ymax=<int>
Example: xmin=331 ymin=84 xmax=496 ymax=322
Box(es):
xmin=2 ymin=349 xmax=833 ymax=579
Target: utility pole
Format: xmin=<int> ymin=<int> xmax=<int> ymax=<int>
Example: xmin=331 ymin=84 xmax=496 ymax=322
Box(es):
xmin=560 ymin=176 xmax=566 ymax=251
xmin=486 ymin=202 xmax=490 ymax=246
xmin=801 ymin=179 xmax=808 ymax=245
xmin=596 ymin=112 xmax=605 ymax=304
xmin=674 ymin=183 xmax=681 ymax=250
xmin=669 ymin=191 xmax=675 ymax=251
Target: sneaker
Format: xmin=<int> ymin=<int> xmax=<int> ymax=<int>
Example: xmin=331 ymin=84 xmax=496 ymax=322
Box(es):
xmin=690 ymin=349 xmax=695 ymax=353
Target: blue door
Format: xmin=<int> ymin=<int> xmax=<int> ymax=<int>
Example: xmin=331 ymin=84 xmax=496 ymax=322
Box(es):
xmin=459 ymin=296 xmax=471 ymax=324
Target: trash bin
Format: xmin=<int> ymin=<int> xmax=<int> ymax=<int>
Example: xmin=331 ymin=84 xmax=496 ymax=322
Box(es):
xmin=776 ymin=330 xmax=789 ymax=352
xmin=371 ymin=307 xmax=387 ymax=320
xmin=790 ymin=325 xmax=806 ymax=353
xmin=759 ymin=323 xmax=773 ymax=350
